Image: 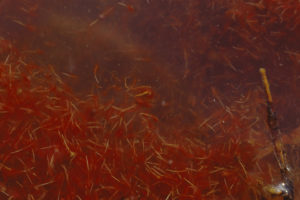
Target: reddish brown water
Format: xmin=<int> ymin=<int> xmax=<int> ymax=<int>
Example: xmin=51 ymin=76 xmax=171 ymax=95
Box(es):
xmin=0 ymin=0 xmax=299 ymax=199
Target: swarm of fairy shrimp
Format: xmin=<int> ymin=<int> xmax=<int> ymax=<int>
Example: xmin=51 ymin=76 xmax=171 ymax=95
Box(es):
xmin=0 ymin=39 xmax=274 ymax=199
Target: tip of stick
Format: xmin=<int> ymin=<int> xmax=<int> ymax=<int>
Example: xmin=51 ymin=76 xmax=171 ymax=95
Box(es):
xmin=259 ymin=68 xmax=266 ymax=75
xmin=259 ymin=67 xmax=273 ymax=103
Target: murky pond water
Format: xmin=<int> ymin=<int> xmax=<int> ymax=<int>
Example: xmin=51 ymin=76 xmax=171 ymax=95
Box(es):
xmin=0 ymin=0 xmax=299 ymax=199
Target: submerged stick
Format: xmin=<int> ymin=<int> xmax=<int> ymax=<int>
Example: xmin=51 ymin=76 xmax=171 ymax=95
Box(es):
xmin=259 ymin=68 xmax=294 ymax=200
